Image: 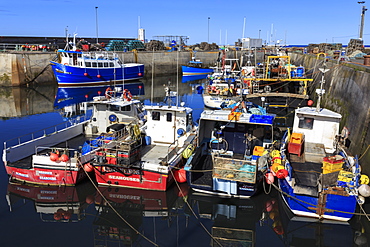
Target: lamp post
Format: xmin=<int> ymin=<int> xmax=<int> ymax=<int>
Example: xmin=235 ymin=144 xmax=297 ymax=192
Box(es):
xmin=208 ymin=17 xmax=210 ymax=43
xmin=95 ymin=7 xmax=99 ymax=44
xmin=358 ymin=1 xmax=367 ymax=40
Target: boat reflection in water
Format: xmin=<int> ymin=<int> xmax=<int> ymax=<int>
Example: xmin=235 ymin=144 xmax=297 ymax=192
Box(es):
xmin=92 ymin=183 xmax=190 ymax=246
xmin=6 ymin=181 xmax=96 ymax=222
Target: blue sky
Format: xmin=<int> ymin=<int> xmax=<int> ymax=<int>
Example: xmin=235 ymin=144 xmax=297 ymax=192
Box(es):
xmin=0 ymin=0 xmax=369 ymax=45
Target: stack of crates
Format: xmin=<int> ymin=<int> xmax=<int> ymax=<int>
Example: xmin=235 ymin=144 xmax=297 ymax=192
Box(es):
xmin=322 ymin=156 xmax=344 ymax=174
xmin=116 ymin=141 xmax=141 ymax=166
xmin=252 ymin=146 xmax=264 ymax=161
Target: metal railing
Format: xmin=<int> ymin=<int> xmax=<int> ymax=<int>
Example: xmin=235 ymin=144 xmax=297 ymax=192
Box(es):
xmin=3 ymin=115 xmax=90 ymax=151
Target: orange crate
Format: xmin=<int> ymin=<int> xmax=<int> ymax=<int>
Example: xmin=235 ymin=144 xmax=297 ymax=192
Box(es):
xmin=290 ymin=132 xmax=303 ymax=144
xmin=253 ymin=146 xmax=264 ymax=156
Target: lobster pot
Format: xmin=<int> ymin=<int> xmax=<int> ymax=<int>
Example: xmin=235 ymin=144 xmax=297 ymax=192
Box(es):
xmin=212 ymin=156 xmax=257 ymax=184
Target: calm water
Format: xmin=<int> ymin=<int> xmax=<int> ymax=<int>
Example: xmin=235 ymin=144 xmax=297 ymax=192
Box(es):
xmin=0 ymin=75 xmax=369 ymax=247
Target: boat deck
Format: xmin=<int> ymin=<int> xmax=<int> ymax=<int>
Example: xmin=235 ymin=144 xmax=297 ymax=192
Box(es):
xmin=140 ymin=145 xmax=170 ymax=165
xmin=6 ymin=134 xmax=90 ymax=169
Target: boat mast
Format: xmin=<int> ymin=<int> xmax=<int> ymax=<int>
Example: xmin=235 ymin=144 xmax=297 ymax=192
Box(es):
xmin=316 ymin=62 xmax=329 ymax=112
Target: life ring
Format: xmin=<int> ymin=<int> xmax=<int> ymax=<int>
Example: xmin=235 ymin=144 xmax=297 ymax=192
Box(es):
xmin=123 ymin=89 xmax=132 ymax=101
xmin=105 ymin=87 xmax=113 ymax=99
xmin=109 ymin=114 xmax=117 ymax=122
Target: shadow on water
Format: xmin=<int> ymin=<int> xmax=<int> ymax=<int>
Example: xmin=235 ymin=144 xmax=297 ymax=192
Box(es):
xmin=0 ymin=74 xmax=369 ymax=246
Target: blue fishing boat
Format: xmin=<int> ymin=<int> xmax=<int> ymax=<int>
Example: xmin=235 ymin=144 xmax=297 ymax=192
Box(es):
xmin=185 ymin=101 xmax=277 ymax=198
xmin=182 ymin=61 xmax=213 ymax=76
xmin=276 ymin=65 xmax=370 ymax=222
xmin=50 ymin=48 xmax=144 ymax=87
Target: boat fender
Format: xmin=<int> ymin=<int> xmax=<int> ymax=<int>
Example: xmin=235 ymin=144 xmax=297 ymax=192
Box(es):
xmin=357 ymin=195 xmax=366 ymax=205
xmin=109 ymin=114 xmax=117 ymax=122
xmin=173 ymin=169 xmax=187 ymax=183
xmin=182 ymin=144 xmax=195 ymax=159
xmin=276 ymin=169 xmax=288 ymax=179
xmin=60 ymin=154 xmax=69 ymax=162
xmin=50 ymin=152 xmax=59 ymax=162
xmin=359 ymin=184 xmax=370 ymax=197
xmin=360 ymin=174 xmax=370 ymax=185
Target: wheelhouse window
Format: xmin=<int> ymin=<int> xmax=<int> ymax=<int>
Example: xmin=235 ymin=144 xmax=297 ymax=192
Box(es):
xmin=152 ymin=111 xmax=160 ymax=121
xmin=121 ymin=105 xmax=131 ymax=111
xmin=109 ymin=62 xmax=114 ymax=67
xmin=298 ymin=117 xmax=314 ymax=129
xmin=85 ymin=62 xmax=91 ymax=67
xmin=98 ymin=62 xmax=103 ymax=67
xmin=104 ymin=62 xmax=109 ymax=67
xmin=166 ymin=113 xmax=172 ymax=122
xmin=92 ymin=62 xmax=97 ymax=68
xmin=109 ymin=105 xmax=120 ymax=111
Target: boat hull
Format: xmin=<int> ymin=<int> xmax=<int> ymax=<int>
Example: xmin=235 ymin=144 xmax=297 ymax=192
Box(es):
xmin=182 ymin=66 xmax=213 ymax=76
xmin=5 ymin=166 xmax=87 ymax=186
xmin=94 ymin=166 xmax=174 ymax=191
xmin=51 ymin=62 xmax=144 ymax=87
xmin=279 ymin=178 xmax=357 ymax=222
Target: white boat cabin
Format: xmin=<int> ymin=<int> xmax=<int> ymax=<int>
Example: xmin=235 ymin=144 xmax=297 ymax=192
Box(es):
xmin=86 ymin=96 xmax=145 ymax=135
xmin=292 ymin=107 xmax=341 ymax=153
xmin=144 ymin=105 xmax=193 ymax=145
xmin=57 ymin=49 xmax=122 ymax=68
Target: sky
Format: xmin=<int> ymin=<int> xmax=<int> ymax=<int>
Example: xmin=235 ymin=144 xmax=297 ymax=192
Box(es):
xmin=0 ymin=0 xmax=369 ymax=46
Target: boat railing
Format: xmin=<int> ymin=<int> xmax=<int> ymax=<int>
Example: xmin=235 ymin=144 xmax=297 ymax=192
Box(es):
xmin=3 ymin=115 xmax=90 ymax=151
xmin=161 ymin=139 xmax=180 ymax=165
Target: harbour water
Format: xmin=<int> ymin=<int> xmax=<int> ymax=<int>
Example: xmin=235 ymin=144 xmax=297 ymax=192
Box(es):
xmin=0 ymin=75 xmax=369 ymax=247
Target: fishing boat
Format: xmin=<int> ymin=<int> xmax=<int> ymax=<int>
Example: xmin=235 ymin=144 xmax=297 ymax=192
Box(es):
xmin=50 ymin=37 xmax=144 ymax=87
xmin=276 ymin=65 xmax=370 ymax=222
xmin=185 ymin=102 xmax=277 ymax=198
xmin=243 ymin=55 xmax=313 ymax=128
xmin=202 ymin=57 xmax=242 ymax=109
xmin=90 ymin=85 xmax=197 ymax=191
xmin=2 ymin=88 xmax=144 ymax=186
xmin=181 ymin=61 xmax=213 ymax=76
xmin=181 ymin=52 xmax=214 ymax=76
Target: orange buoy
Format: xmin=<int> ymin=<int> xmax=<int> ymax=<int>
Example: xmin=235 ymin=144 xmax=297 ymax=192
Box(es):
xmin=97 ymin=74 xmax=101 ymax=78
xmin=84 ymin=163 xmax=94 ymax=172
xmin=50 ymin=152 xmax=59 ymax=162
xmin=60 ymin=154 xmax=69 ymax=162
xmin=173 ymin=168 xmax=187 ymax=183
xmin=265 ymin=172 xmax=274 ymax=184
xmin=307 ymin=100 xmax=314 ymax=106
xmin=84 ymin=72 xmax=88 ymax=76
xmin=276 ymin=169 xmax=289 ymax=179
